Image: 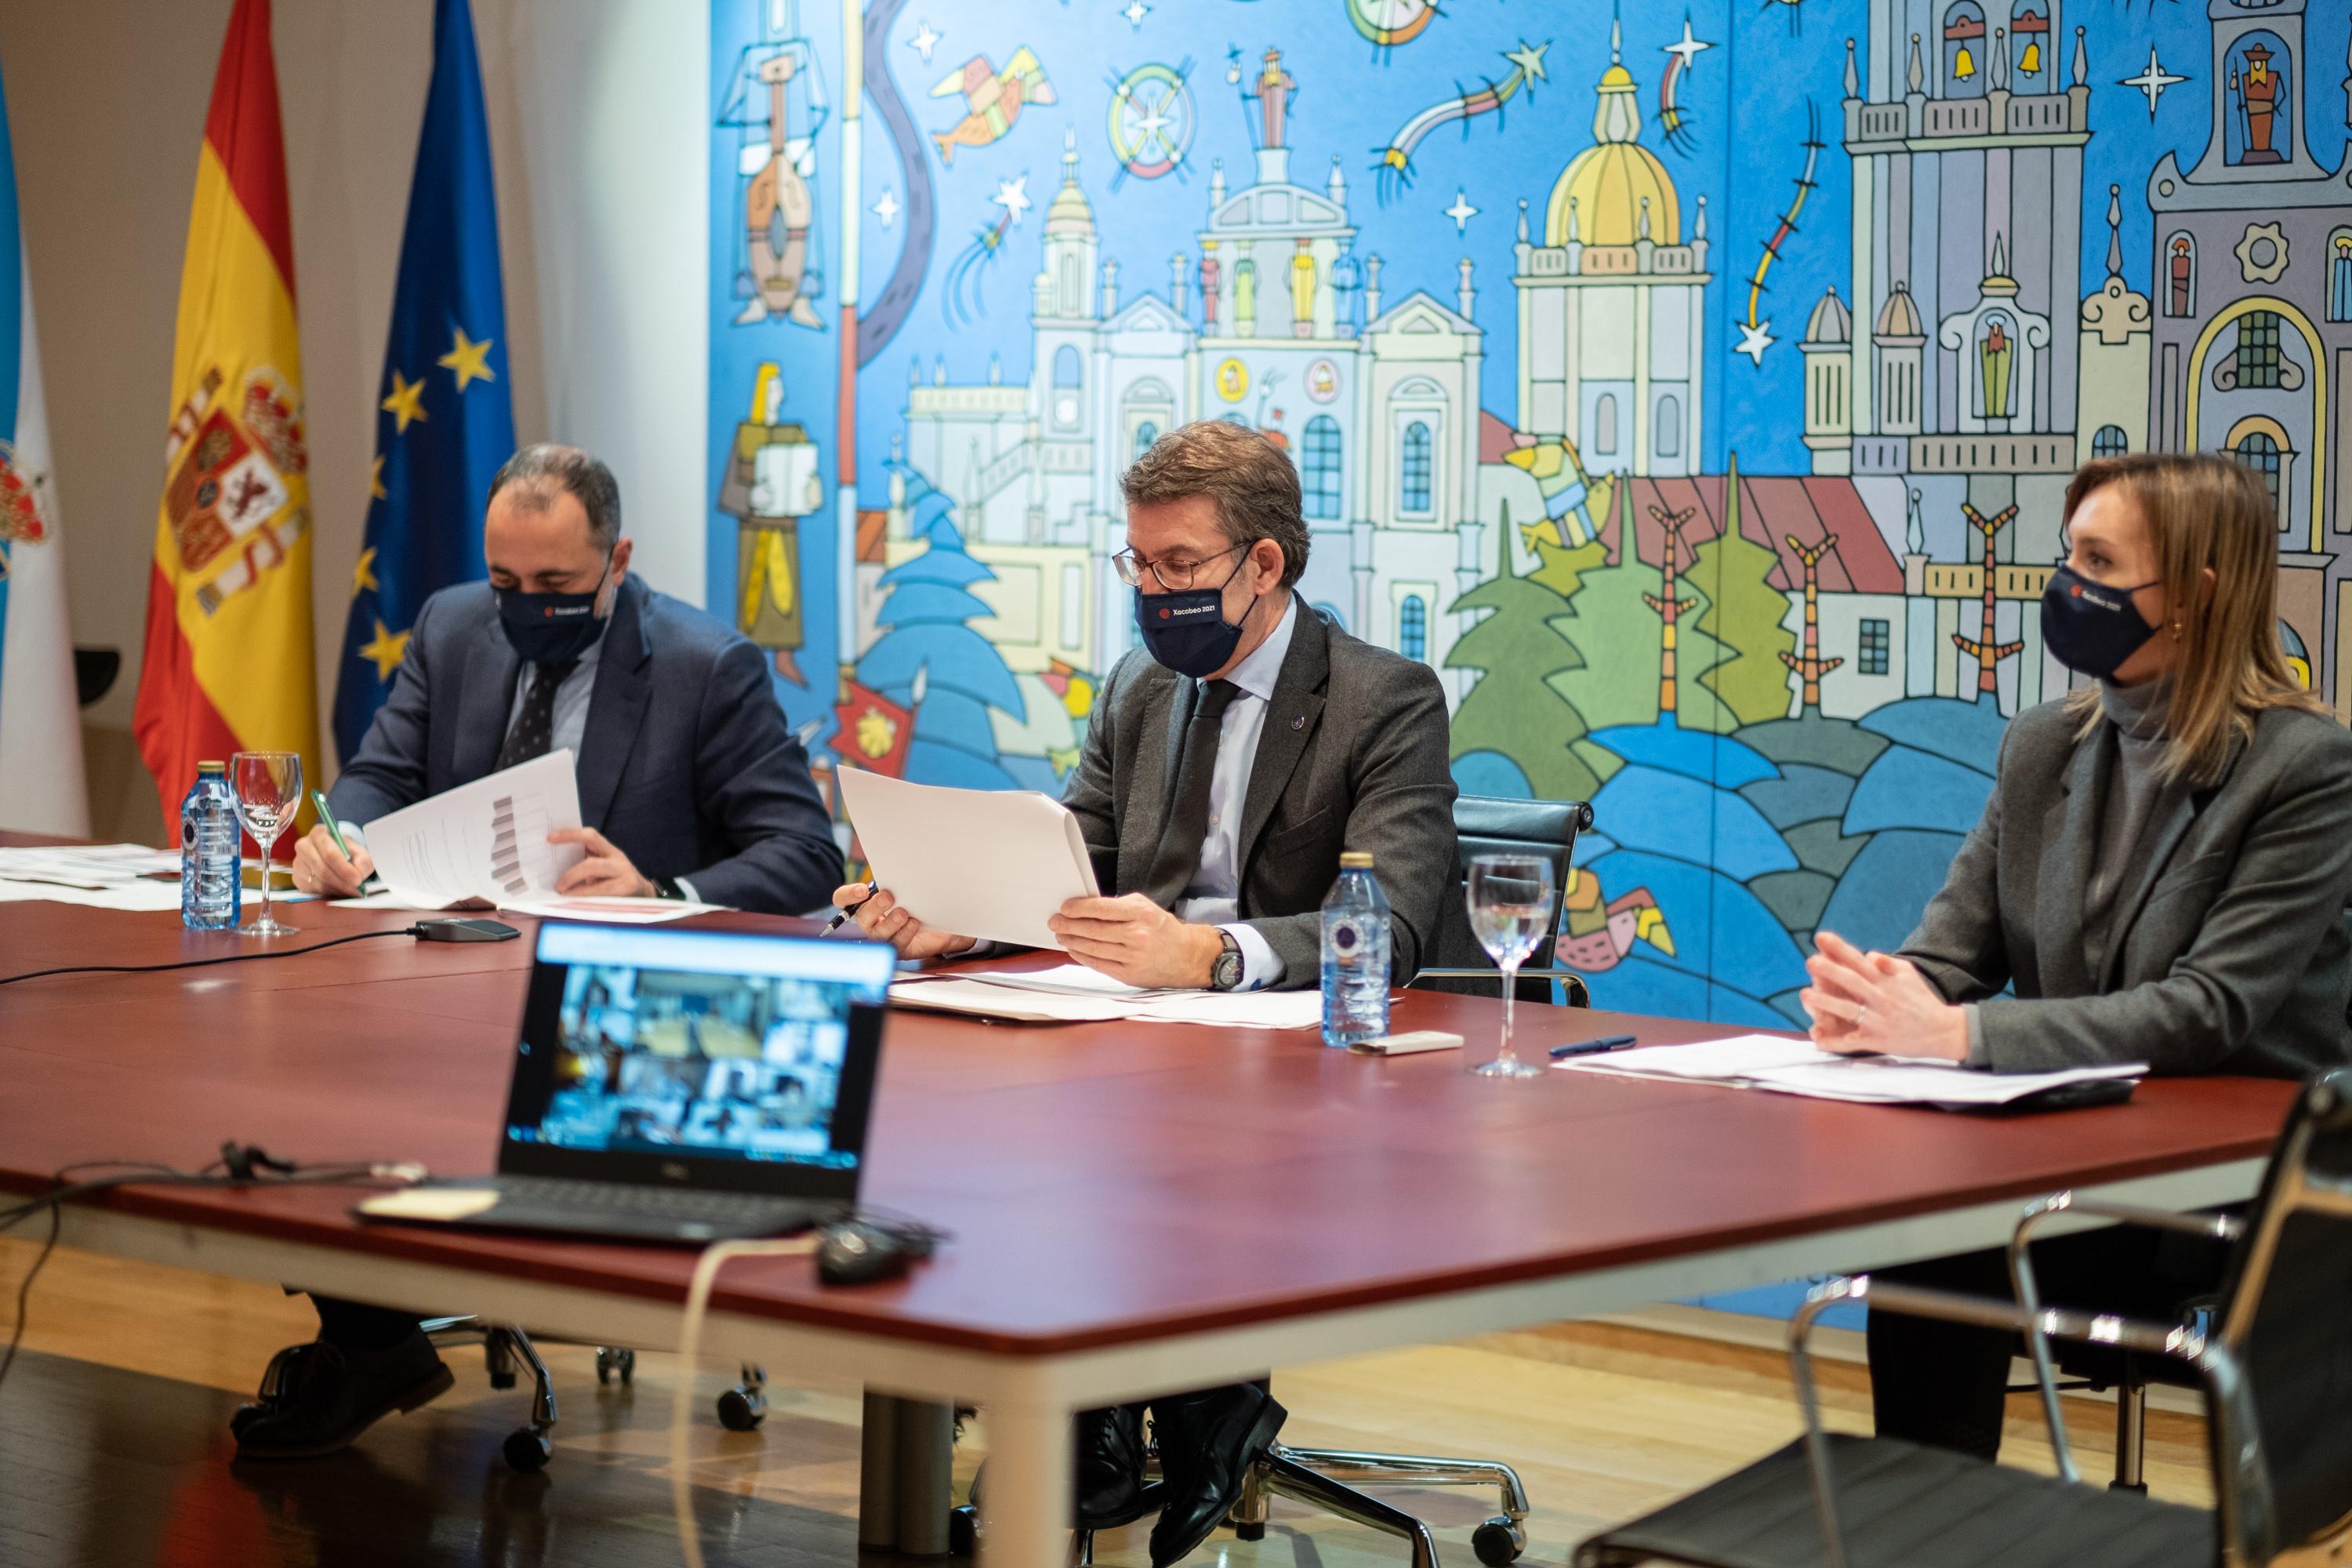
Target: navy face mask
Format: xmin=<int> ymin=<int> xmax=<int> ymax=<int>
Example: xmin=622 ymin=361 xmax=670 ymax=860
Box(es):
xmin=1133 ymin=549 xmax=1257 ymax=679
xmin=2040 ymin=564 xmax=2159 ymax=679
xmin=496 ymin=558 xmax=612 ymax=666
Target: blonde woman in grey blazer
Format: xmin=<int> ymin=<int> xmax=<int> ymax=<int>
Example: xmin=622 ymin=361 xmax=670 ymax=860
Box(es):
xmin=1800 ymin=452 xmax=2352 ymax=1460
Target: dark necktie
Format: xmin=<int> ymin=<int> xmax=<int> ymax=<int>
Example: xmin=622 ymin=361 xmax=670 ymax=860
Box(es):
xmin=496 ymin=659 xmax=579 ymax=770
xmin=1141 ymin=678 xmax=1240 ymax=907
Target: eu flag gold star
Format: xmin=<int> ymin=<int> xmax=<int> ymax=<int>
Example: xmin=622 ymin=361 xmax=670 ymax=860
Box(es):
xmin=368 ymin=455 xmax=387 ymax=500
xmin=352 ymin=545 xmax=379 ymax=597
xmin=381 ymin=370 xmax=427 ymax=434
xmin=437 ymin=327 xmax=496 ymax=393
xmin=359 ymin=618 xmax=410 ymax=682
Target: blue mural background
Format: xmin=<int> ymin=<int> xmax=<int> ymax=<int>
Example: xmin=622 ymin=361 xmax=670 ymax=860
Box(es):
xmin=708 ymin=0 xmax=2352 ymax=1037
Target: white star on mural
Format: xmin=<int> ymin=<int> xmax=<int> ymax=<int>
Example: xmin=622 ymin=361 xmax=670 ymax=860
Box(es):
xmin=907 ymin=18 xmax=941 ymax=63
xmin=1444 ymin=190 xmax=1479 ymax=233
xmin=993 ymin=175 xmax=1032 ymax=223
xmin=1734 ymin=319 xmax=1777 ymax=366
xmin=1663 ymin=16 xmax=1712 ymax=71
xmin=872 ymin=187 xmax=901 ymax=227
xmin=2120 ymin=45 xmax=2187 ymax=118
xmin=1122 ymin=0 xmax=1150 ymax=28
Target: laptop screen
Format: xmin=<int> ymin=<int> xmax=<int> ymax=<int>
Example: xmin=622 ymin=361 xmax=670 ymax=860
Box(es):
xmin=498 ymin=924 xmax=898 ymax=1197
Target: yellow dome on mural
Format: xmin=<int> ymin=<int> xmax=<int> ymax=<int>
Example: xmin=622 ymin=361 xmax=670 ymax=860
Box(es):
xmin=1544 ymin=24 xmax=1680 ymax=248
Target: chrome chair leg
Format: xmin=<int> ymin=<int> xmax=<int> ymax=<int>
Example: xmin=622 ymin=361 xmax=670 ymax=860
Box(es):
xmin=2113 ymin=1380 xmax=2148 ymax=1493
xmin=1261 ymin=1453 xmax=1443 ymax=1568
xmin=1275 ymin=1444 xmax=1531 ymax=1522
xmin=1229 ymin=1454 xmax=1272 ymax=1541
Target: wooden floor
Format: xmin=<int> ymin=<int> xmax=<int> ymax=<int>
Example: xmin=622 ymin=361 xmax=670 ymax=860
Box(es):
xmin=0 ymin=1235 xmax=2213 ymax=1568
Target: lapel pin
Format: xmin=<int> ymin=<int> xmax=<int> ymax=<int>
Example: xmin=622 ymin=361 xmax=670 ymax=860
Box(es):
xmin=1290 ymin=714 xmax=1305 ymax=731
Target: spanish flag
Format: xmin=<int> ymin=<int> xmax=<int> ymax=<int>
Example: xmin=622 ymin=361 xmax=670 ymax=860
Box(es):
xmin=133 ymin=0 xmax=318 ymax=841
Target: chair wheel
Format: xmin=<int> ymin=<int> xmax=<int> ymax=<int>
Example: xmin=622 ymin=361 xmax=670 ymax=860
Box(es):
xmin=594 ymin=1347 xmax=635 ymax=1386
xmin=503 ymin=1428 xmax=553 ymax=1472
xmin=717 ymin=1385 xmax=767 ymax=1431
xmin=1472 ymin=1517 xmax=1526 ymax=1565
xmin=948 ymin=1504 xmax=978 ymax=1556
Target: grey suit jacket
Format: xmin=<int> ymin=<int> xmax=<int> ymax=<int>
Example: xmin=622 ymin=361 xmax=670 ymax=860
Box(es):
xmin=1059 ymin=604 xmax=1457 ymax=988
xmin=329 ymin=576 xmax=840 ymax=915
xmin=1900 ymin=695 xmax=2352 ymax=1077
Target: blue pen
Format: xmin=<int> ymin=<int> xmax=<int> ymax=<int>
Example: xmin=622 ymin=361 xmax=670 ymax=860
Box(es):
xmin=1550 ymin=1033 xmax=1639 ymax=1060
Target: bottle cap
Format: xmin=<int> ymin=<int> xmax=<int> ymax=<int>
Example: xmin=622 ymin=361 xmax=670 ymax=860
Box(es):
xmin=1339 ymin=851 xmax=1374 ymax=869
xmin=196 ymin=760 xmax=226 ymax=773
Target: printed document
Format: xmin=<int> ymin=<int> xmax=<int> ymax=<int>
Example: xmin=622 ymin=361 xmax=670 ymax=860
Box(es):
xmin=361 ymin=751 xmax=587 ymax=909
xmin=889 ymin=964 xmax=1320 ymax=1029
xmin=838 ymin=770 xmax=1099 ymax=949
xmin=1554 ymin=1032 xmax=2144 ymax=1108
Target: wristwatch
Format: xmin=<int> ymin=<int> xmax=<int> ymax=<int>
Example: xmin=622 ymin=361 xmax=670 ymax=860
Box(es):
xmin=1210 ymin=928 xmax=1244 ymax=992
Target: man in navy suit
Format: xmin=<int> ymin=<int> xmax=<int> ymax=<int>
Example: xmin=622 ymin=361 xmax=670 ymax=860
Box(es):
xmin=241 ymin=445 xmax=839 ymax=1461
xmin=291 ymin=442 xmax=838 ymax=913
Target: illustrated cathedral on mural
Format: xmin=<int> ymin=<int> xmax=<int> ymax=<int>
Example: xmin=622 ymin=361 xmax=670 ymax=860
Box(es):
xmin=706 ymin=0 xmax=2352 ymax=1027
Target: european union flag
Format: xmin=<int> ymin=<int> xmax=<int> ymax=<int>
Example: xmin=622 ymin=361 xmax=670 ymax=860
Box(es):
xmin=334 ymin=0 xmax=514 ymax=762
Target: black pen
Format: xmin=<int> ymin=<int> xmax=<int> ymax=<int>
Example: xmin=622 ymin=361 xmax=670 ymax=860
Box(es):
xmin=824 ymin=882 xmax=878 ymax=934
xmin=1550 ymin=1033 xmax=1639 ymax=1060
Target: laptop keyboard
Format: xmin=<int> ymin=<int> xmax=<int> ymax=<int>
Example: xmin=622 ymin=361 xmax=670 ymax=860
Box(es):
xmin=492 ymin=1176 xmax=822 ymax=1225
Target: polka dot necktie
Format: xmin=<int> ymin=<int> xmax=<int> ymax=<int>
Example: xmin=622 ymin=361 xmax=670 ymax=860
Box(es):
xmin=496 ymin=659 xmax=579 ymax=771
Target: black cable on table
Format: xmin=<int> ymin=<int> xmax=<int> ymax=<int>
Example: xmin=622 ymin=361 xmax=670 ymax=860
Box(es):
xmin=0 ymin=925 xmax=424 ymax=988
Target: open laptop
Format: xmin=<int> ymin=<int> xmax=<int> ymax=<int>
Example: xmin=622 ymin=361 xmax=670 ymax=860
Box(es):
xmin=358 ymin=922 xmax=897 ymax=1243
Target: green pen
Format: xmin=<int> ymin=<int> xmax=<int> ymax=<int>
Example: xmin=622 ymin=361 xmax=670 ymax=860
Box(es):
xmin=310 ymin=789 xmax=376 ymax=891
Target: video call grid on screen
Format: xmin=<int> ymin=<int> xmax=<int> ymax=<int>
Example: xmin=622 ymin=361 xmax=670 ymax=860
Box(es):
xmin=509 ymin=926 xmax=896 ymax=1168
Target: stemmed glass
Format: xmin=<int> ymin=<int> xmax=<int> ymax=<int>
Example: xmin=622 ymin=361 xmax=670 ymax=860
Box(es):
xmin=1467 ymin=853 xmax=1555 ymax=1080
xmin=232 ymin=751 xmax=303 ymax=938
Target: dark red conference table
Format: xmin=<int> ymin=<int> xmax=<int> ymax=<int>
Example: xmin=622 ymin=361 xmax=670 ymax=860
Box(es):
xmin=0 ymin=876 xmax=2292 ymax=1564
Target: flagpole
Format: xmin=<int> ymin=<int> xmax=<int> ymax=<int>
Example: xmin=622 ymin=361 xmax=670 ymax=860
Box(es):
xmin=836 ymin=0 xmax=862 ymax=692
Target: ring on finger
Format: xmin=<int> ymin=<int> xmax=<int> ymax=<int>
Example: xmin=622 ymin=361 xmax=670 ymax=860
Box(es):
xmin=1856 ymin=1003 xmax=1869 ymax=1025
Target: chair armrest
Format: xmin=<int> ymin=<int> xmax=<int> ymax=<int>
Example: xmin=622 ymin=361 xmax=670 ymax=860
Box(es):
xmin=2003 ymin=1193 xmax=2245 ymax=1482
xmin=1784 ymin=1275 xmax=2265 ymax=1568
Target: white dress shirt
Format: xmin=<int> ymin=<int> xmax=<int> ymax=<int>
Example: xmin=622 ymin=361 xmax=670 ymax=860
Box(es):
xmin=1171 ymin=596 xmax=1298 ymax=990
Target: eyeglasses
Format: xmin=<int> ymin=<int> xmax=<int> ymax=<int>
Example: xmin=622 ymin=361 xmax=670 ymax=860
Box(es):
xmin=1112 ymin=542 xmax=1248 ymax=592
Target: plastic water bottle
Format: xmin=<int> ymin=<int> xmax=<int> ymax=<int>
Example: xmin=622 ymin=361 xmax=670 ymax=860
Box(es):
xmin=1320 ymin=850 xmax=1392 ymax=1047
xmin=180 ymin=760 xmax=242 ymax=931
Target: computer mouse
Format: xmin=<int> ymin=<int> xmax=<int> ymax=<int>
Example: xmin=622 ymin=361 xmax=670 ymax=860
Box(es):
xmin=815 ymin=1219 xmax=916 ymax=1286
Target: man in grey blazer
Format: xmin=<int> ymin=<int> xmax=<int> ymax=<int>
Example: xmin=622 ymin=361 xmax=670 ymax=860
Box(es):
xmin=840 ymin=421 xmax=1457 ymax=1565
xmin=290 ymin=443 xmax=840 ymax=916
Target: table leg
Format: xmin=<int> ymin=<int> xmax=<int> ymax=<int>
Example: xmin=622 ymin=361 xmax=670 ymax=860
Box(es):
xmin=982 ymin=1397 xmax=1071 ymax=1568
xmin=858 ymin=1390 xmax=902 ymax=1550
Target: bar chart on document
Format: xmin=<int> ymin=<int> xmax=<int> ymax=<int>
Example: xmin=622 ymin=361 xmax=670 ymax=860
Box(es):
xmin=360 ymin=751 xmax=588 ymax=908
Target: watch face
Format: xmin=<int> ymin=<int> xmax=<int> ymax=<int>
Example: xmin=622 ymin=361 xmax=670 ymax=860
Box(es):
xmin=1214 ymin=950 xmax=1243 ymax=990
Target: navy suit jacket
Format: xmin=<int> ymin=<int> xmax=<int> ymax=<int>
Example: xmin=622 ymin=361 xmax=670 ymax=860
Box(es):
xmin=329 ymin=575 xmax=840 ymax=914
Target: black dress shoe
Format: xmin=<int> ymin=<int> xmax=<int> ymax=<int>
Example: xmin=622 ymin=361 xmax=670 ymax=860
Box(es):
xmin=1148 ymin=1384 xmax=1286 ymax=1567
xmin=1075 ymin=1403 xmax=1149 ymax=1526
xmin=231 ymin=1329 xmax=453 ymax=1460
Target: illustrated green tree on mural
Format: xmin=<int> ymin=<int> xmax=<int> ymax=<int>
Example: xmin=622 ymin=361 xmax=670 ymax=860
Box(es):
xmin=1445 ymin=503 xmax=1604 ymax=802
xmin=1691 ymin=456 xmax=1800 ymax=727
xmin=1548 ymin=478 xmax=1744 ymax=742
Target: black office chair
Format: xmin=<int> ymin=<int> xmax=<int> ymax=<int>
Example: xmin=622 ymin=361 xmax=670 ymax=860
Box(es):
xmin=1574 ymin=1069 xmax=2352 ymax=1568
xmin=2027 ymin=898 xmax=2352 ymax=1494
xmin=1411 ymin=796 xmax=1595 ymax=1007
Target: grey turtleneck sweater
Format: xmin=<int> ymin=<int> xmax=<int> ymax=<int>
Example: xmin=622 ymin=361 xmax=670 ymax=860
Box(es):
xmin=1963 ymin=677 xmax=2171 ymax=1066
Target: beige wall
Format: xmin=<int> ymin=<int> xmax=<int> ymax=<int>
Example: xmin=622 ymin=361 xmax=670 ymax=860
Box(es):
xmin=0 ymin=0 xmax=708 ymax=837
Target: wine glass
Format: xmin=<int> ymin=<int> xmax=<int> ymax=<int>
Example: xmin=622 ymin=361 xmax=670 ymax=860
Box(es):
xmin=231 ymin=751 xmax=303 ymax=938
xmin=1467 ymin=853 xmax=1555 ymax=1080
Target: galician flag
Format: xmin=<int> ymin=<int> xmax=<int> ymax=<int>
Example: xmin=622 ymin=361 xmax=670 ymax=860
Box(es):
xmin=133 ymin=0 xmax=318 ymax=841
xmin=0 ymin=54 xmax=91 ymax=837
xmin=334 ymin=0 xmax=514 ymax=762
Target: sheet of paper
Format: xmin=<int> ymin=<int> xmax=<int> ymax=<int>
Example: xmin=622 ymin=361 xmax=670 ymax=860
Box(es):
xmin=838 ymin=769 xmax=1099 ymax=950
xmin=1557 ymin=1033 xmax=2145 ymax=1106
xmin=0 ymin=844 xmax=183 ymax=885
xmin=895 ymin=962 xmax=1167 ymax=998
xmin=886 ymin=971 xmax=1323 ymax=1029
xmin=0 ymin=877 xmax=189 ymax=911
xmin=499 ymin=895 xmax=722 ymax=925
xmin=361 ymin=750 xmax=587 ymax=909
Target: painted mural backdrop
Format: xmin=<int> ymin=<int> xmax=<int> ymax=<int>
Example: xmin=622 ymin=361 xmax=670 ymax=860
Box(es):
xmin=709 ymin=0 xmax=2352 ymax=1026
